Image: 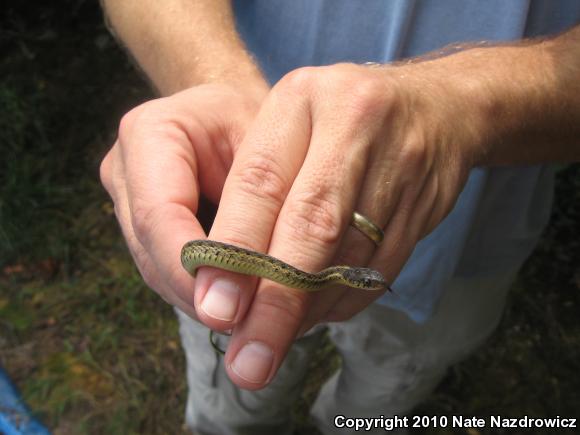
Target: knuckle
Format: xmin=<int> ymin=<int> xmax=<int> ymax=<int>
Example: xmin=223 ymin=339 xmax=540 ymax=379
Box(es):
xmin=131 ymin=202 xmax=159 ymax=245
xmin=345 ymin=75 xmax=387 ymax=121
xmin=134 ymin=253 xmax=159 ymax=290
xmin=236 ymin=154 xmax=290 ymax=208
xmin=285 ymin=191 xmax=343 ymax=248
xmin=99 ymin=150 xmax=113 ymax=194
xmin=118 ymin=109 xmax=134 ymax=135
xmin=399 ymin=135 xmax=429 ymax=173
xmin=313 ymin=65 xmax=390 ymax=127
xmin=277 ymin=66 xmax=319 ymax=94
xmin=117 ymin=106 xmax=141 ymax=142
xmin=117 ymin=99 xmax=164 ymax=144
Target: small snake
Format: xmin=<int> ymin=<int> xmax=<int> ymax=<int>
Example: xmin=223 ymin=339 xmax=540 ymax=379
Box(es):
xmin=181 ymin=239 xmax=390 ymax=292
xmin=181 ymin=239 xmax=391 ymax=354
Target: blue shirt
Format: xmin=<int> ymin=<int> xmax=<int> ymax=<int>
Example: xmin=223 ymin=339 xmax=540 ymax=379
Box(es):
xmin=233 ymin=0 xmax=580 ymax=323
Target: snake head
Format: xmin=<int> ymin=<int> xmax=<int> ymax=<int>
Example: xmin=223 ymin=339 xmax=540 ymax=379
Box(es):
xmin=343 ymin=267 xmax=388 ymax=291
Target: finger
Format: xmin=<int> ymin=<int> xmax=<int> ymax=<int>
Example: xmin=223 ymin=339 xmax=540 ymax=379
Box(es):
xmin=193 ymin=88 xmax=312 ymax=330
xmin=117 ymin=106 xmax=207 ymax=309
xmin=342 ymin=134 xmax=433 ymax=267
xmin=117 ymin=200 xmax=200 ymax=317
xmin=303 ymin=139 xmax=405 ymax=324
xmin=328 ymin=171 xmax=439 ymax=319
xmin=223 ymin=94 xmax=376 ymax=388
xmin=291 ymin=71 xmax=407 ymax=325
xmin=103 ymin=144 xmax=200 ymax=319
xmin=322 ymin=137 xmax=434 ymax=314
xmin=302 ymin=228 xmax=375 ymax=327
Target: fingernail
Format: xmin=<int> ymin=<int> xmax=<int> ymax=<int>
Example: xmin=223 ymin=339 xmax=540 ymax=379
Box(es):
xmin=231 ymin=341 xmax=274 ymax=384
xmin=200 ymin=279 xmax=240 ymax=321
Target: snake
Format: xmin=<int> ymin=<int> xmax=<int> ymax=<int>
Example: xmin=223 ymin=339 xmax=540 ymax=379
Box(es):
xmin=181 ymin=239 xmax=391 ymax=292
xmin=181 ymin=239 xmax=391 ymax=354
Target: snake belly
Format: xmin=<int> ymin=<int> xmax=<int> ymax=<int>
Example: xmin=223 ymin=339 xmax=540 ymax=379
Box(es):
xmin=181 ymin=239 xmax=388 ymax=292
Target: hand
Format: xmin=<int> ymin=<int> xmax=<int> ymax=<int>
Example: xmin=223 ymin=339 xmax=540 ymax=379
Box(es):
xmin=196 ymin=62 xmax=483 ymax=389
xmin=100 ymin=84 xmax=266 ymax=319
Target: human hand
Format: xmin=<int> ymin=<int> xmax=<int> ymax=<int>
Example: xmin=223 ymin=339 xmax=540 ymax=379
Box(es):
xmin=196 ymin=62 xmax=485 ymax=389
xmin=100 ymin=84 xmax=266 ymax=319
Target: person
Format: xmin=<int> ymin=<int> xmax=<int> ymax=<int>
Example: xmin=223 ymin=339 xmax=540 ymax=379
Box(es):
xmin=99 ymin=1 xmax=580 ymax=434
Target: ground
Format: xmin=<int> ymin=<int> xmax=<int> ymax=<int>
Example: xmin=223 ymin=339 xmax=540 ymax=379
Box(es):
xmin=0 ymin=2 xmax=579 ymax=434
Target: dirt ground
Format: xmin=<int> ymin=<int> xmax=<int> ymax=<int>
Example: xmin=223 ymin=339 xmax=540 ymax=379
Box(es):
xmin=1 ymin=2 xmax=579 ymax=434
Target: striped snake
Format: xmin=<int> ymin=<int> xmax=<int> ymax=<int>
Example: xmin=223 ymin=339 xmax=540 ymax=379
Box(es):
xmin=181 ymin=239 xmax=391 ymax=354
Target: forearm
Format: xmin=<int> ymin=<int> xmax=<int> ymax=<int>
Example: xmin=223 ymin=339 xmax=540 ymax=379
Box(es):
xmin=476 ymin=25 xmax=580 ymax=165
xmin=101 ymin=0 xmax=268 ymax=96
xmin=400 ymin=25 xmax=580 ymax=166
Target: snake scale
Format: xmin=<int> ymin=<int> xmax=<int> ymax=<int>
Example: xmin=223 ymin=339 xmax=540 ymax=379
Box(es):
xmin=181 ymin=239 xmax=391 ymax=354
xmin=181 ymin=239 xmax=390 ymax=292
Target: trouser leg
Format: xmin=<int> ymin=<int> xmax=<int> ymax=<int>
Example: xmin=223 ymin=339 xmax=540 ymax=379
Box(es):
xmin=312 ymin=271 xmax=517 ymax=435
xmin=176 ymin=309 xmax=325 ymax=435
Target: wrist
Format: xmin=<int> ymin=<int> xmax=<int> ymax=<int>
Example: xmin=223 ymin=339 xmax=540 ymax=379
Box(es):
xmin=449 ymin=44 xmax=553 ymax=167
xmin=102 ymin=0 xmax=270 ymax=97
xmin=151 ymin=47 xmax=270 ymax=97
xmin=389 ymin=41 xmax=563 ymax=169
xmin=383 ymin=58 xmax=488 ymax=173
xmin=176 ymin=48 xmax=270 ymax=100
xmin=189 ymin=68 xmax=270 ymax=103
xmin=408 ymin=32 xmax=580 ymax=167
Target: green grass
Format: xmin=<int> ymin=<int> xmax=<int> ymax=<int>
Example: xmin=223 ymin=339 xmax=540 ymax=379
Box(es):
xmin=1 ymin=2 xmax=579 ymax=434
xmin=0 ymin=194 xmax=186 ymax=433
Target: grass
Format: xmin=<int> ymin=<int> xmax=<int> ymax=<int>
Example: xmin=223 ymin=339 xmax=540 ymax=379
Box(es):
xmin=1 ymin=198 xmax=188 ymax=433
xmin=1 ymin=2 xmax=579 ymax=434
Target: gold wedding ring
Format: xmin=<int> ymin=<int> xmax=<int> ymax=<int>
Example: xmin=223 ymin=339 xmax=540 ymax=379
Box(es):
xmin=351 ymin=211 xmax=384 ymax=245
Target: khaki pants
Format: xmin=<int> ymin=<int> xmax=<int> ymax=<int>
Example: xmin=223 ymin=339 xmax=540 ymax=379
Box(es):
xmin=176 ymin=269 xmax=516 ymax=435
